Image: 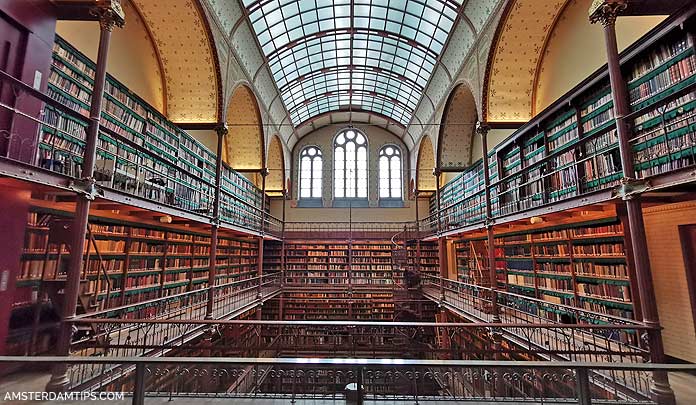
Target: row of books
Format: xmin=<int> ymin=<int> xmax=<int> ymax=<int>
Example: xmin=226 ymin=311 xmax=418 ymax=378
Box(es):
xmin=629 ymin=55 xmax=695 ymax=105
xmin=627 ymin=36 xmax=692 ymax=83
xmin=572 ymin=243 xmax=624 ymax=256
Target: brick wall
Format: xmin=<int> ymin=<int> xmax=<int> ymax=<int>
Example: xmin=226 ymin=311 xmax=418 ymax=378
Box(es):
xmin=644 ymin=202 xmax=696 ymax=362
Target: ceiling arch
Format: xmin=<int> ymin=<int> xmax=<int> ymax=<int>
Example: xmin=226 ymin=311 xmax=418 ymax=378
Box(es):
xmin=131 ymin=0 xmax=222 ymax=123
xmin=438 ymin=83 xmax=478 ymax=170
xmin=225 ymin=85 xmax=265 ymax=170
xmin=483 ymin=0 xmax=568 ymax=122
xmin=416 ymin=136 xmax=436 ymax=192
xmin=267 ymin=135 xmax=286 ymax=195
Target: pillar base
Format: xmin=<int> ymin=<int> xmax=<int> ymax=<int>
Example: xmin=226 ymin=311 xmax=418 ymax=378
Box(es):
xmin=651 ymin=377 xmax=676 ymax=405
xmin=45 ymin=366 xmax=70 ymax=392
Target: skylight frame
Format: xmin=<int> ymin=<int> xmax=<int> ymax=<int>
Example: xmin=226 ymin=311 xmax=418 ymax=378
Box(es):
xmin=242 ymin=0 xmax=462 ymax=128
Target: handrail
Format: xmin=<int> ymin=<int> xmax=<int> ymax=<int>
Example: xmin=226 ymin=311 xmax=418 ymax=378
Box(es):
xmin=72 ymin=273 xmax=280 ymax=320
xmin=422 ymin=274 xmax=643 ymax=326
xmin=0 ymin=356 xmax=691 ymax=371
xmin=71 ymin=318 xmax=653 ymax=329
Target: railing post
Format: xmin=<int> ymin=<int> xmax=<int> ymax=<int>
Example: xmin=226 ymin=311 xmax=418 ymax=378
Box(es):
xmin=46 ymin=2 xmax=124 ymax=392
xmin=132 ymin=362 xmax=146 ymax=405
xmin=590 ymin=3 xmax=675 ymax=404
xmin=575 ymin=368 xmax=591 ymax=405
xmin=207 ymin=123 xmax=227 ymax=320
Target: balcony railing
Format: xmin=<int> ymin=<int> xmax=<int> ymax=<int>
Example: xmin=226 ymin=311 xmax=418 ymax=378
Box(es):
xmin=2 ymin=356 xmax=691 ymax=404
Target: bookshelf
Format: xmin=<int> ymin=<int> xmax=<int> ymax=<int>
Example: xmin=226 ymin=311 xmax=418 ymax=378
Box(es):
xmin=430 ymin=19 xmax=696 ymax=231
xmin=42 ymin=36 xmax=266 ymax=231
xmin=17 ymin=207 xmax=259 ymax=313
xmin=453 ymin=217 xmax=634 ymax=320
xmin=404 ymin=241 xmax=439 ymax=279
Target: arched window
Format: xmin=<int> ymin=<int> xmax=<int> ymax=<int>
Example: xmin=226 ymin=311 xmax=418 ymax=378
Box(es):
xmin=379 ymin=145 xmax=402 ymax=199
xmin=334 ymin=129 xmax=368 ymax=199
xmin=299 ymin=146 xmax=322 ymax=199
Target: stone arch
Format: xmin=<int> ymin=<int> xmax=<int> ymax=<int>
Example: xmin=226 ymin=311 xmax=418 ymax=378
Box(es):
xmin=266 ymin=135 xmax=286 ymax=195
xmin=416 ymin=136 xmax=437 ymax=192
xmin=437 ymin=83 xmax=478 ymax=170
xmin=224 ymin=85 xmax=265 ymax=173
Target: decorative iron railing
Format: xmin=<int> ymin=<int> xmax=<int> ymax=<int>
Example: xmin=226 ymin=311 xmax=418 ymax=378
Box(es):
xmin=2 ymin=356 xmax=691 ymax=404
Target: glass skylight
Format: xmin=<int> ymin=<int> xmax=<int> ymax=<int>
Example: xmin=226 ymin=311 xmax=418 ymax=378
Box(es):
xmin=242 ymin=0 xmax=462 ymax=127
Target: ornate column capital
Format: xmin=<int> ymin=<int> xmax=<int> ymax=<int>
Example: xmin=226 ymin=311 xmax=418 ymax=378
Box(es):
xmin=215 ymin=123 xmax=229 ymax=138
xmin=589 ymin=0 xmax=627 ymax=27
xmin=260 ymin=167 xmax=270 ymax=177
xmin=91 ymin=0 xmax=126 ymax=32
xmin=475 ymin=121 xmax=491 ymax=137
xmin=432 ymin=167 xmax=442 ymax=177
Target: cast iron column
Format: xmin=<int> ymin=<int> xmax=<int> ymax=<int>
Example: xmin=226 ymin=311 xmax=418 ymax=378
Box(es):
xmin=477 ymin=122 xmax=500 ymax=323
xmin=434 ymin=168 xmax=448 ymax=303
xmin=590 ymin=2 xmax=675 ymax=404
xmin=47 ymin=2 xmax=124 ymax=392
xmin=279 ymin=189 xmax=287 ymax=320
xmin=414 ymin=190 xmax=421 ymax=274
xmin=206 ymin=124 xmax=227 ymax=319
xmin=257 ymin=168 xmax=268 ymax=320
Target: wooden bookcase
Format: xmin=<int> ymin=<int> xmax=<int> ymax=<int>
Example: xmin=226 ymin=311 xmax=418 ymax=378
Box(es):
xmin=43 ymin=36 xmax=267 ymax=229
xmin=453 ymin=217 xmax=635 ymax=320
xmin=17 ymin=207 xmax=259 ymax=313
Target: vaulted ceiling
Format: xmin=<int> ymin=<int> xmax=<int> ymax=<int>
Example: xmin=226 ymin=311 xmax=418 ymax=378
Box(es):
xmin=202 ymin=0 xmax=501 ymax=151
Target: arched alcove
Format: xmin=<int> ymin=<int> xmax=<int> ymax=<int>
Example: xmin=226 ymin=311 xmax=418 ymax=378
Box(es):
xmin=266 ymin=135 xmax=286 ymax=196
xmin=225 ymin=85 xmax=265 ymax=175
xmin=416 ymin=137 xmax=437 ymax=192
xmin=484 ymin=0 xmax=664 ymax=123
xmin=437 ymin=84 xmax=479 ymax=171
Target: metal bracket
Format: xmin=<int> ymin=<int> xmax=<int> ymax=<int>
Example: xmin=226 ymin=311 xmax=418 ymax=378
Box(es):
xmin=613 ymin=177 xmax=651 ymax=200
xmin=210 ymin=216 xmax=221 ymax=227
xmin=484 ymin=217 xmax=496 ymax=228
xmin=68 ymin=177 xmax=102 ymax=201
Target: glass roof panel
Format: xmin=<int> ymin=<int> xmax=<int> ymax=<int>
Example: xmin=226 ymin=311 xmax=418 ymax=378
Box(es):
xmin=242 ymin=0 xmax=462 ymax=127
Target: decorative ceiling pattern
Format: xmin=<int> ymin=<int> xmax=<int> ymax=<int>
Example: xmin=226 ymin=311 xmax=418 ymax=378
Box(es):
xmin=439 ymin=84 xmax=478 ymax=170
xmin=416 ymin=136 xmax=436 ymax=191
xmin=226 ymin=85 xmax=265 ymax=170
xmin=239 ymin=0 xmax=463 ymax=129
xmin=132 ymin=0 xmax=220 ymax=122
xmin=484 ymin=0 xmax=568 ymax=122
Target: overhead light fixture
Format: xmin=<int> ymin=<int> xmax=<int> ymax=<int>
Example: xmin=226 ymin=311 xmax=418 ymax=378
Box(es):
xmin=111 ymin=209 xmax=120 ymax=214
xmin=159 ymin=215 xmax=172 ymax=224
xmin=530 ymin=216 xmax=544 ymax=225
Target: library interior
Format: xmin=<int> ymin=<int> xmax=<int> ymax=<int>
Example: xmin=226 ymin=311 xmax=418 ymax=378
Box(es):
xmin=1 ymin=0 xmax=696 ymax=403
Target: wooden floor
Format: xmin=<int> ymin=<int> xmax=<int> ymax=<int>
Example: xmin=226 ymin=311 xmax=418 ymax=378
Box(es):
xmin=1 ymin=371 xmax=695 ymax=404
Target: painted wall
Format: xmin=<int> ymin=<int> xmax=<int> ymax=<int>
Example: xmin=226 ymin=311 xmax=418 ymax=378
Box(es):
xmin=470 ymin=128 xmax=516 ymax=162
xmin=534 ymin=0 xmax=665 ymax=113
xmin=188 ymin=129 xmax=218 ymax=152
xmin=270 ymin=198 xmax=431 ymax=224
xmin=55 ymin=0 xmax=165 ymax=113
xmin=643 ymin=202 xmax=696 ymax=363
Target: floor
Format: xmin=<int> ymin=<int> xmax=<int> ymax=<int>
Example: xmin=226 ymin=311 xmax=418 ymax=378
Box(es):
xmin=0 ymin=371 xmax=695 ymax=404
